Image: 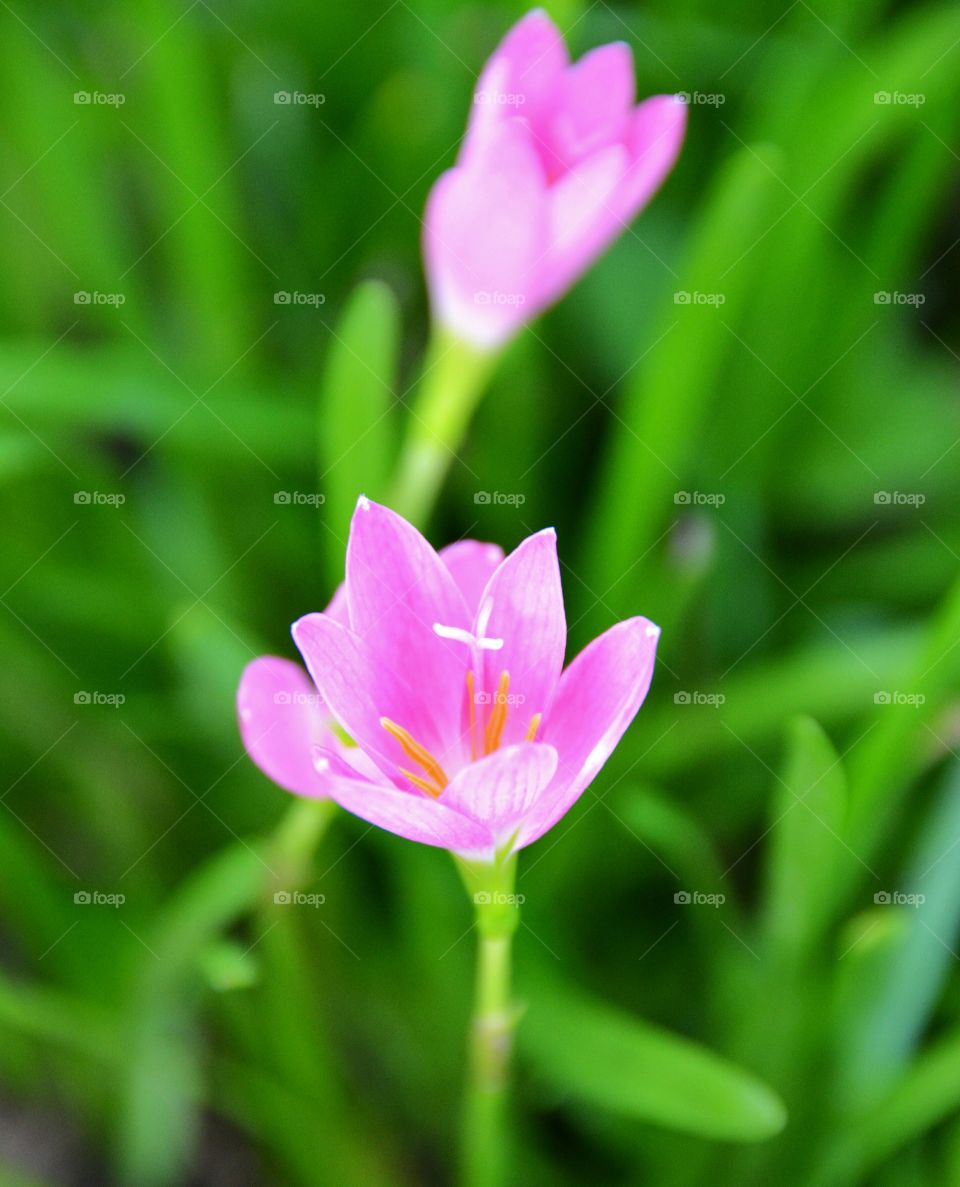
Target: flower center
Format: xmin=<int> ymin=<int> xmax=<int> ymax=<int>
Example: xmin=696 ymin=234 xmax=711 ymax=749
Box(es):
xmin=380 ymin=668 xmax=542 ymax=797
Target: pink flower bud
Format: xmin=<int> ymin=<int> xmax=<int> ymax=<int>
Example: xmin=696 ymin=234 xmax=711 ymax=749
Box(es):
xmin=423 ymin=10 xmax=687 ymax=349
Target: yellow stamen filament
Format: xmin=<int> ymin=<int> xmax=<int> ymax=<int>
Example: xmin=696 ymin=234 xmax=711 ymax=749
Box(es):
xmin=380 ymin=675 xmax=541 ymax=792
xmin=400 ymin=768 xmax=443 ymax=798
xmin=466 ymin=669 xmax=478 ymax=761
xmin=483 ymin=671 xmax=511 ymax=755
xmin=380 ymin=717 xmax=448 ymax=795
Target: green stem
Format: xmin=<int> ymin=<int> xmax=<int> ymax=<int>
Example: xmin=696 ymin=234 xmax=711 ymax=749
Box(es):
xmin=267 ymin=796 xmax=338 ymax=892
xmin=457 ymin=855 xmax=521 ymax=1187
xmin=390 ymin=329 xmax=497 ymax=525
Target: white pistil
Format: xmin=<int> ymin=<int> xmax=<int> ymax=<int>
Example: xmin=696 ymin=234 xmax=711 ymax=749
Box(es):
xmin=433 ymin=596 xmax=504 ymax=652
xmin=433 ymin=623 xmax=504 ymax=651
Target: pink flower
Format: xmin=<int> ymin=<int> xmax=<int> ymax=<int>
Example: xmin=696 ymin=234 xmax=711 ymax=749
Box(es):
xmin=423 ymin=9 xmax=687 ymax=350
xmin=238 ymin=499 xmax=659 ymax=859
xmin=237 ymin=585 xmax=383 ymax=797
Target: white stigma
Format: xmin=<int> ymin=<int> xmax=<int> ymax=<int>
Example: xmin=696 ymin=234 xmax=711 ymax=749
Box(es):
xmin=433 ymin=598 xmax=503 ymax=652
xmin=433 ymin=623 xmax=504 ymax=651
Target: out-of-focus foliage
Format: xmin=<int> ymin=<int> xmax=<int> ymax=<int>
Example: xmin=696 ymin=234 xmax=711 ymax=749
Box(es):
xmin=1 ymin=0 xmax=959 ymax=1184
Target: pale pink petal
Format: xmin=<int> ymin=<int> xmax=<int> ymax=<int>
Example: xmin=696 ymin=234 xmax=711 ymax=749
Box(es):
xmin=346 ymin=498 xmax=471 ymax=752
xmin=465 ymin=9 xmax=569 ymax=159
xmin=293 ymin=613 xmax=462 ymax=781
xmin=516 ymin=616 xmax=660 ymax=848
xmin=237 ymin=657 xmax=332 ymax=797
xmin=462 ymin=56 xmax=513 ymax=164
xmin=491 ymin=8 xmax=568 ymax=100
xmin=618 ymin=94 xmax=687 ymax=218
xmin=474 ymin=528 xmax=565 ymax=745
xmin=537 ymin=143 xmax=629 ymax=310
xmin=440 ymin=539 xmax=505 ymax=613
xmin=440 ymin=743 xmax=557 ymax=839
xmin=339 ymin=746 xmax=385 ymax=783
xmin=347 ymin=498 xmax=468 ymax=636
xmin=424 ymin=120 xmax=547 ymax=349
xmin=324 ymin=582 xmax=350 ymax=627
xmin=310 ymin=745 xmax=393 ymax=787
xmin=316 ymin=754 xmax=495 ymax=852
xmin=547 ymin=42 xmax=635 ymax=174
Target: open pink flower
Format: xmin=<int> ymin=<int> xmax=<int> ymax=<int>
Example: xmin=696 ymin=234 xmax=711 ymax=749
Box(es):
xmin=238 ymin=499 xmax=659 ymax=859
xmin=238 ymin=586 xmax=381 ymax=796
xmin=424 ymin=9 xmax=687 ymax=350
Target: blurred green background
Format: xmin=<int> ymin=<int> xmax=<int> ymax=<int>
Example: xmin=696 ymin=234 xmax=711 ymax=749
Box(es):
xmin=2 ymin=0 xmax=960 ymax=1183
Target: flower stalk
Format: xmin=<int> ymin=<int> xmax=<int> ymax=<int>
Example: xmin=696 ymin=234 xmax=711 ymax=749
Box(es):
xmin=268 ymin=796 xmax=338 ymax=890
xmin=390 ymin=329 xmax=496 ymax=525
xmin=457 ymin=854 xmax=522 ymax=1187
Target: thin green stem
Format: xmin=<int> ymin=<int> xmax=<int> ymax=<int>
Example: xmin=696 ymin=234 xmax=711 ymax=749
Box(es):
xmin=390 ymin=329 xmax=497 ymax=525
xmin=267 ymin=796 xmax=338 ymax=892
xmin=457 ymin=854 xmax=521 ymax=1187
xmin=464 ymin=929 xmax=516 ymax=1187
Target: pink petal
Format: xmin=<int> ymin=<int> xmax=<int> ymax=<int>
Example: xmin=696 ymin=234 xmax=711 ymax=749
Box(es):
xmin=492 ymin=9 xmax=568 ymax=98
xmin=310 ymin=744 xmax=386 ymax=786
xmin=440 ymin=742 xmax=557 ymax=840
xmin=440 ymin=539 xmax=505 ymax=613
xmin=618 ymin=94 xmax=687 ymax=218
xmin=462 ymin=56 xmax=514 ymax=164
xmin=516 ymin=616 xmax=660 ymax=848
xmin=346 ymin=498 xmax=471 ymax=753
xmin=538 ymin=142 xmax=629 ymax=310
xmin=424 ymin=119 xmax=547 ymax=349
xmin=237 ymin=657 xmax=332 ymax=797
xmin=324 ymin=582 xmax=350 ymax=627
xmin=547 ymin=42 xmax=635 ymax=174
xmin=465 ymin=9 xmax=569 ymax=158
xmin=317 ymin=754 xmax=495 ymax=853
xmin=293 ymin=612 xmax=461 ymax=781
xmin=474 ymin=528 xmax=566 ymax=746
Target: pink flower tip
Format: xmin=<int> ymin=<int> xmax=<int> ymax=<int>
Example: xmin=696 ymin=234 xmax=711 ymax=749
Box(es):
xmin=238 ymin=499 xmax=660 ymax=860
xmin=423 ymin=10 xmax=686 ymax=349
